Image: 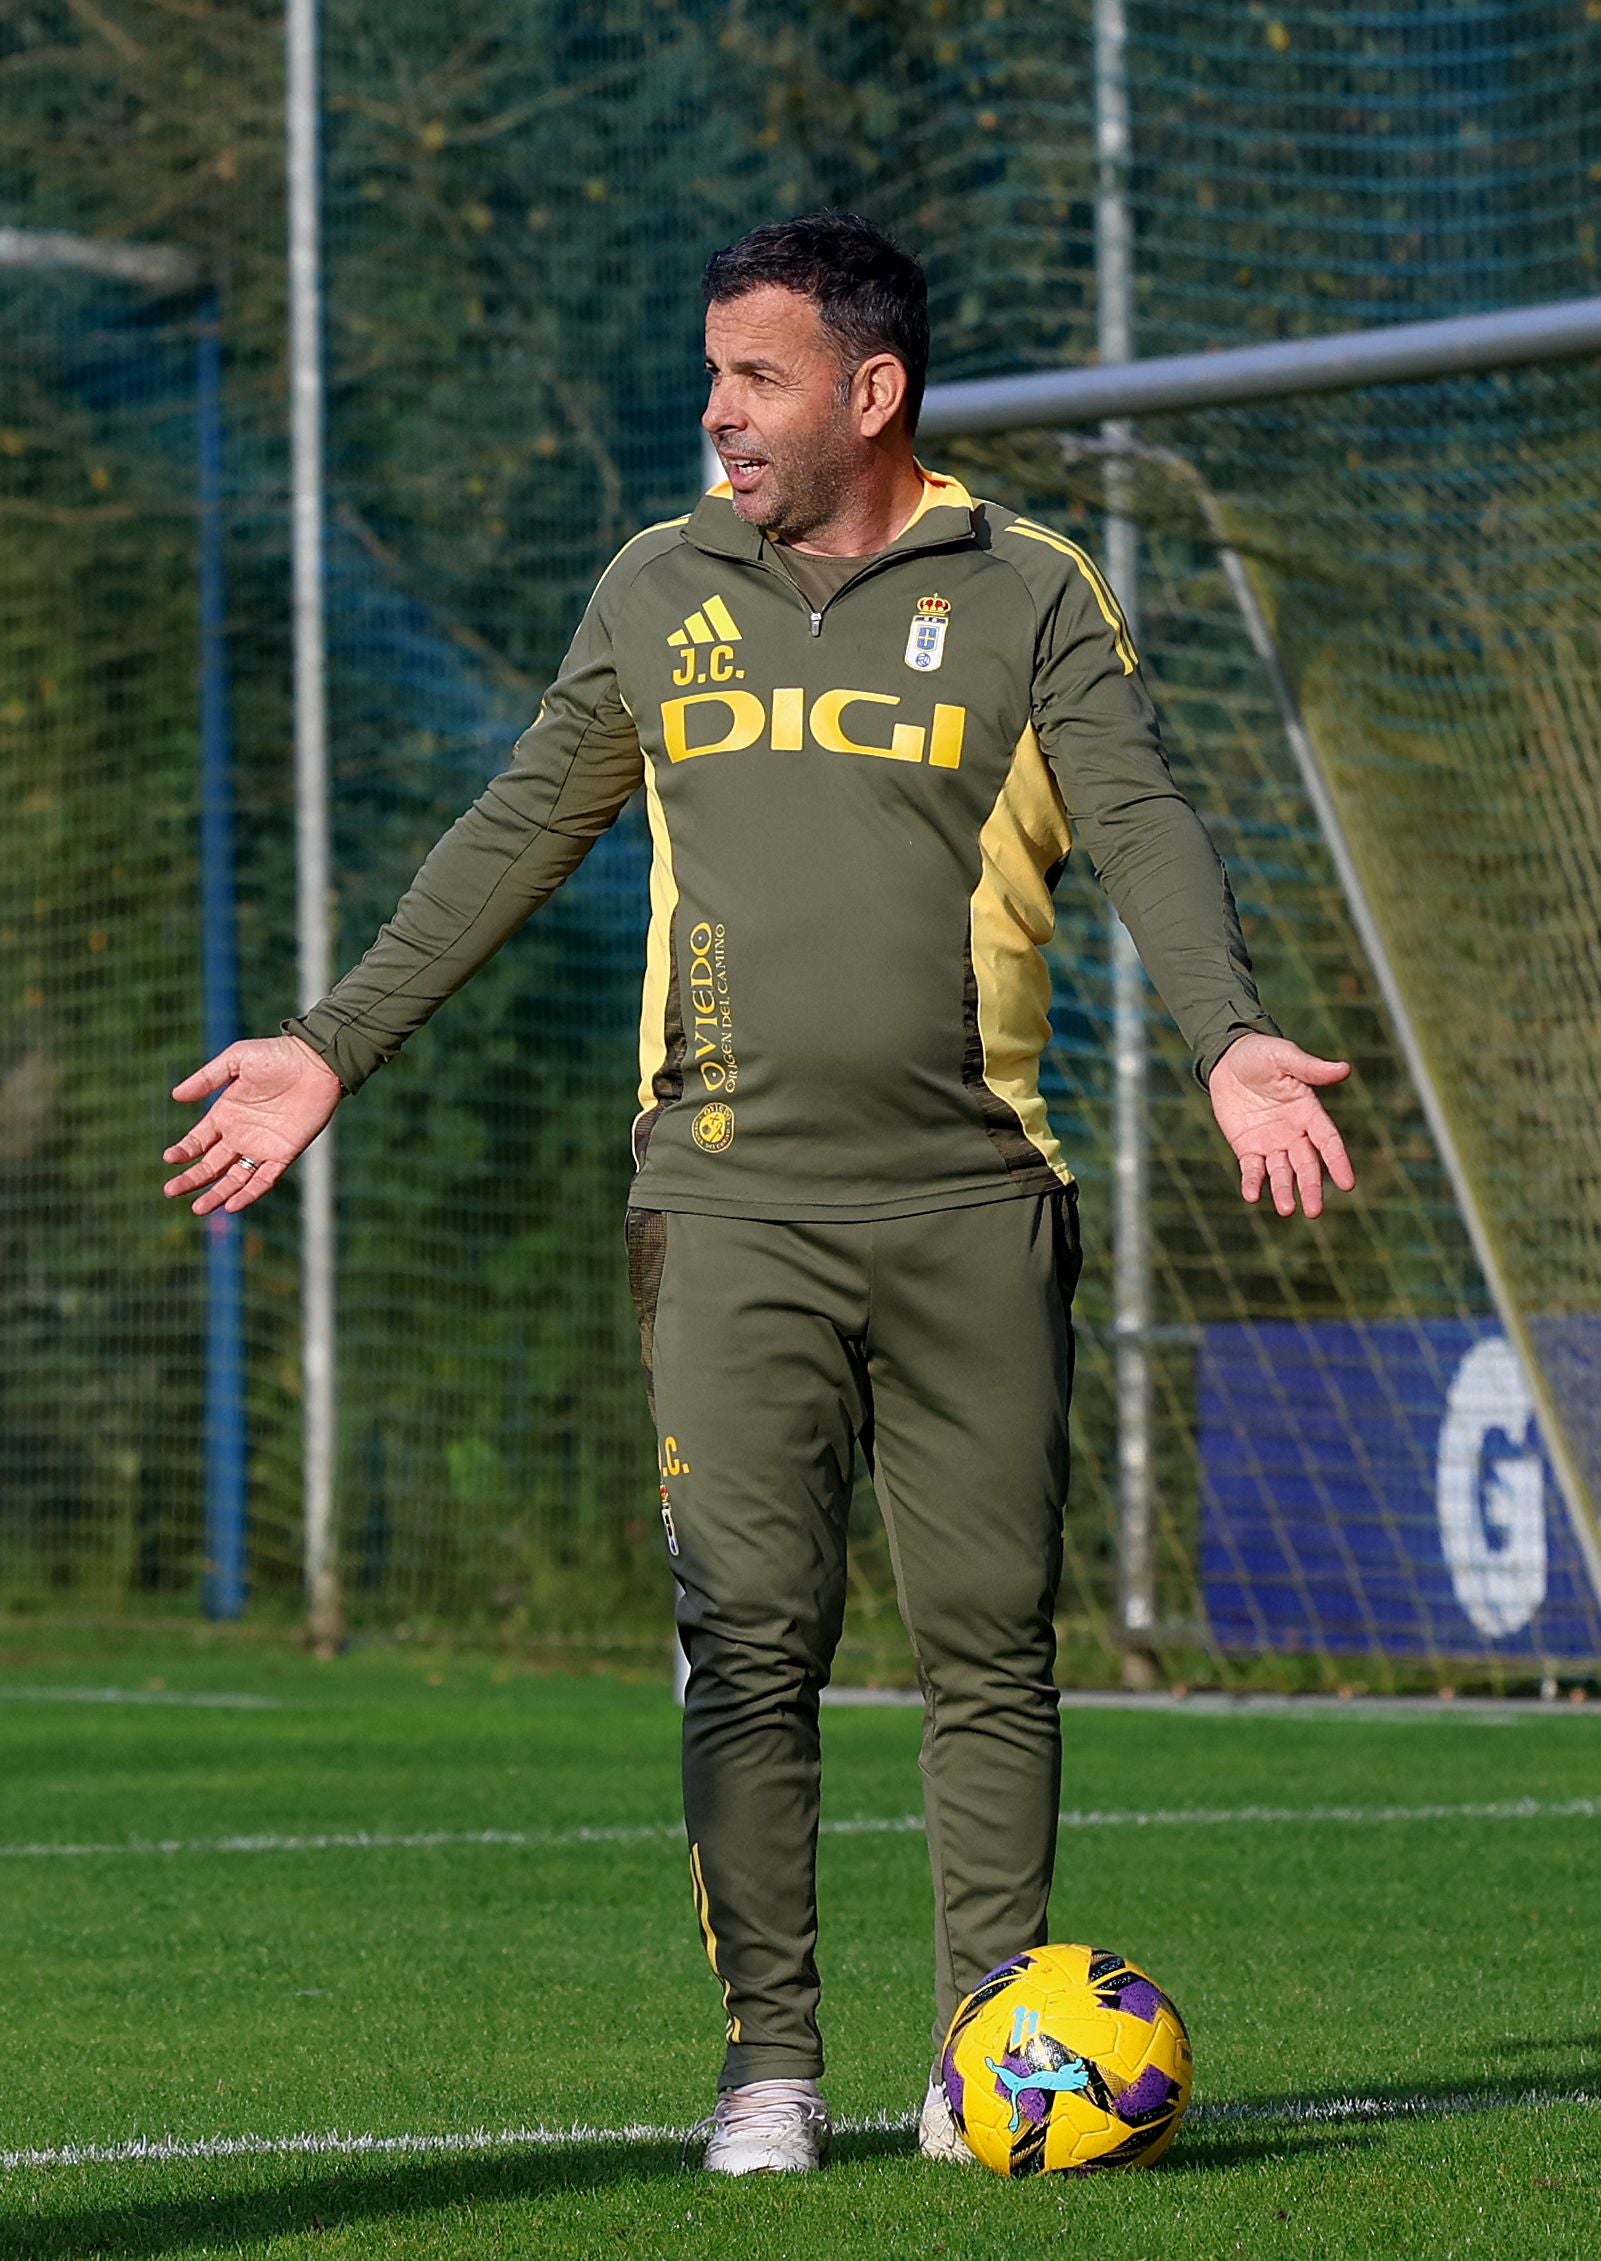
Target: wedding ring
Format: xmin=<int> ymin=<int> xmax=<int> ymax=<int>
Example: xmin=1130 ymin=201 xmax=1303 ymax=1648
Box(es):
xmin=237 ymin=1155 xmax=262 ymax=1172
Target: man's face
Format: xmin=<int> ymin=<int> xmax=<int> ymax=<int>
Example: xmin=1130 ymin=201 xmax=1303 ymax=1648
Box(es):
xmin=702 ymin=286 xmax=865 ymax=543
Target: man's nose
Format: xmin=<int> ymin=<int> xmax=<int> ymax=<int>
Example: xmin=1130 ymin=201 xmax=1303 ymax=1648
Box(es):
xmin=702 ymin=380 xmax=743 ymax=435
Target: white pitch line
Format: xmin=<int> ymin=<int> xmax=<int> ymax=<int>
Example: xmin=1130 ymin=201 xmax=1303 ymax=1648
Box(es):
xmin=0 ymin=1685 xmax=282 ymax=1710
xmin=4 ymin=2087 xmax=1593 ymax=2174
xmin=0 ymin=1823 xmax=688 ymax=1861
xmin=1200 ymin=2088 xmax=1596 ymax=2126
xmin=0 ymin=1793 xmax=1596 ymax=1864
xmin=7 ymin=2119 xmax=883 ymax=2172
xmin=2 ymin=1685 xmax=1584 ymax=1721
xmin=829 ymin=1688 xmax=1590 ymax=1722
xmin=1054 ymin=1794 xmax=1601 ymax=1829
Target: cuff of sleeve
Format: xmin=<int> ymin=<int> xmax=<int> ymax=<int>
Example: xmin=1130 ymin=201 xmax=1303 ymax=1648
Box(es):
xmin=280 ymin=1011 xmax=372 ymax=1097
xmin=1193 ymin=1011 xmax=1283 ymax=1091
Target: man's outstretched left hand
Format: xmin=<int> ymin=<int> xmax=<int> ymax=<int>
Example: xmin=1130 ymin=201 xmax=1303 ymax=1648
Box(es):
xmin=1208 ymin=1034 xmax=1355 ymax=1220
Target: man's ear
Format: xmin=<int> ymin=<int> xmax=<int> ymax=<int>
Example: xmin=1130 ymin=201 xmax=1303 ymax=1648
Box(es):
xmin=856 ymin=352 xmax=910 ymax=439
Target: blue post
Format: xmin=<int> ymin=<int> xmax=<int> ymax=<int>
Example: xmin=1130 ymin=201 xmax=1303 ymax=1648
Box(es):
xmin=197 ymin=290 xmax=247 ymax=1619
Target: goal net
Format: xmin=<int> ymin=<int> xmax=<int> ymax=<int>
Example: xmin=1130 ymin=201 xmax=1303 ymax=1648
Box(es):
xmin=943 ymin=358 xmax=1601 ymax=1682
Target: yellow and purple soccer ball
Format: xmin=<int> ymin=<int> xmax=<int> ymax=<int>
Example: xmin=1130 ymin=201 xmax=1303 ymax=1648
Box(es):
xmin=939 ymin=1943 xmax=1192 ymax=2176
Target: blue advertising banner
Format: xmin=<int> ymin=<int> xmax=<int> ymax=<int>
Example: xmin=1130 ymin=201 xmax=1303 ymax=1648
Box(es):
xmin=1199 ymin=1320 xmax=1601 ymax=1662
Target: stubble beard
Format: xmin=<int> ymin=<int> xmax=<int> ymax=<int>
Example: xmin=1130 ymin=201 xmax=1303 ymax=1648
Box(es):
xmin=732 ymin=409 xmax=861 ymax=547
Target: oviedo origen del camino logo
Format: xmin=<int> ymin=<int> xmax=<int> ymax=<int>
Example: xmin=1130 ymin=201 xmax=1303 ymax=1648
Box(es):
xmin=692 ymin=1100 xmax=735 ymax=1153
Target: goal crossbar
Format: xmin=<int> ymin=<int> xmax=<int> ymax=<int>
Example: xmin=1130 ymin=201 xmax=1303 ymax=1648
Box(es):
xmin=919 ymin=293 xmax=1601 ymax=436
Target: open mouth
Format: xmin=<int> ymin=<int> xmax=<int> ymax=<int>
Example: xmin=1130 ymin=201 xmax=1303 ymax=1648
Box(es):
xmin=720 ymin=454 xmax=768 ymax=493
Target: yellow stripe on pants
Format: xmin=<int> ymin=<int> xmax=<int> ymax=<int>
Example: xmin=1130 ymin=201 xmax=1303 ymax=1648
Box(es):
xmin=690 ymin=1841 xmax=742 ymax=2043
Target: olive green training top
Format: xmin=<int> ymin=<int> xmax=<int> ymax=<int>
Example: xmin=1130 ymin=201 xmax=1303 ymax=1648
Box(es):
xmin=285 ymin=469 xmax=1280 ymax=1222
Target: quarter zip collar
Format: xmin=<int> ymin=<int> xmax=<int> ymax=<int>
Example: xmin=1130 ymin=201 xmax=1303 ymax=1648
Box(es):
xmin=682 ymin=464 xmax=981 ymax=567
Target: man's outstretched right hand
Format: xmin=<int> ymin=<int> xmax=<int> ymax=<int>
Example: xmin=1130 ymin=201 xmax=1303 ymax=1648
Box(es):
xmin=162 ymin=1036 xmax=344 ymax=1216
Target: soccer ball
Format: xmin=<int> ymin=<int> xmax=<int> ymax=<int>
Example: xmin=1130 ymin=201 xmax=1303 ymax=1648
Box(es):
xmin=939 ymin=1943 xmax=1192 ymax=2176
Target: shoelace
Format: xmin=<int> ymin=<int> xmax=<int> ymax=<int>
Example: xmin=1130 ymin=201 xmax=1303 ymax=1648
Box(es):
xmin=686 ymin=2079 xmax=828 ymax=2162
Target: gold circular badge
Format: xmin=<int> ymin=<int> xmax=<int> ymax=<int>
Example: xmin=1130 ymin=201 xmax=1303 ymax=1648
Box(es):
xmin=691 ymin=1101 xmax=736 ymax=1153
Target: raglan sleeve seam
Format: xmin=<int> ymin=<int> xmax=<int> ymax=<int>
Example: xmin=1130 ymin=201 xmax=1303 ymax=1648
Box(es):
xmin=990 ymin=542 xmax=1056 ymax=728
xmin=992 ymin=536 xmax=1111 ymax=716
xmin=998 ymin=527 xmax=1281 ymax=1089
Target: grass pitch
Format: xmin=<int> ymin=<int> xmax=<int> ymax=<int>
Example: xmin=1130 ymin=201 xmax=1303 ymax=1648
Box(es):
xmin=2 ymin=1633 xmax=1598 ymax=2259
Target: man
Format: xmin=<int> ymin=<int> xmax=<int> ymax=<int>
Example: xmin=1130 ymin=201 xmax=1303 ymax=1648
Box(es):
xmin=163 ymin=213 xmax=1352 ymax=2173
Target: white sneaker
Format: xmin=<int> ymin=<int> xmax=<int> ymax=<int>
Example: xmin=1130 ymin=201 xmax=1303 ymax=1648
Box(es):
xmin=918 ymin=2069 xmax=978 ymax=2165
xmin=699 ymin=2078 xmax=831 ymax=2174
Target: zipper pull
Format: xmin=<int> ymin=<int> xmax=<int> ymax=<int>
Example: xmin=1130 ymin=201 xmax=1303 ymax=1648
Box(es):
xmin=809 ymin=609 xmax=822 ymax=637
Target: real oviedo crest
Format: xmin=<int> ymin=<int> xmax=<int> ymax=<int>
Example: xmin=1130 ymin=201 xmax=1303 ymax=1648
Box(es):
xmin=904 ymin=593 xmax=951 ymax=673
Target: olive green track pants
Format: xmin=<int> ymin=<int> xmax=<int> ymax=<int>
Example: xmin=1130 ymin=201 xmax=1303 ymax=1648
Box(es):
xmin=625 ymin=1188 xmax=1081 ymax=2089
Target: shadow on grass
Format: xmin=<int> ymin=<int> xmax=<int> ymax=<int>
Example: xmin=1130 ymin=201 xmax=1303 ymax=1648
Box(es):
xmin=9 ymin=2126 xmax=1353 ymax=2257
xmin=8 ymin=2138 xmax=691 ymax=2260
xmin=7 ymin=2126 xmax=1331 ymax=2261
xmin=17 ymin=2063 xmax=1591 ymax=2258
xmin=839 ymin=2121 xmax=1373 ymax=2174
xmin=1179 ymin=2056 xmax=1597 ymax=2166
xmin=1487 ymin=2030 xmax=1601 ymax=2063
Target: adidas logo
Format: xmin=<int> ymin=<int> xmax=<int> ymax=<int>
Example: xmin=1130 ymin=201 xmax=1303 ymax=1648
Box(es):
xmin=669 ymin=595 xmax=745 ymax=686
xmin=668 ymin=595 xmax=742 ymax=649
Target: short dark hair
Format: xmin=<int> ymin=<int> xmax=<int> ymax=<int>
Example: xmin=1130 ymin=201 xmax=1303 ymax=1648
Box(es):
xmin=703 ymin=212 xmax=929 ymax=434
